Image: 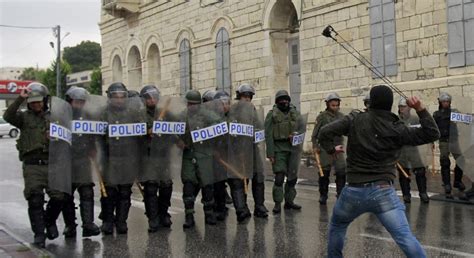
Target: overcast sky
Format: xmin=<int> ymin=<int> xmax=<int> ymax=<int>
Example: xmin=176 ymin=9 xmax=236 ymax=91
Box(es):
xmin=0 ymin=0 xmax=101 ymax=69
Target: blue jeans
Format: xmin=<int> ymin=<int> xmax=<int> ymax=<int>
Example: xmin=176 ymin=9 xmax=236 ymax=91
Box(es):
xmin=328 ymin=184 xmax=426 ymax=258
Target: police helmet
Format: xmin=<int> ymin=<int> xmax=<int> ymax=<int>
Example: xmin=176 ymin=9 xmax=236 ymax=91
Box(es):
xmin=438 ymin=92 xmax=452 ymax=102
xmin=236 ymin=83 xmax=255 ymax=99
xmin=65 ymin=87 xmax=89 ymax=102
xmin=214 ymin=90 xmax=230 ymax=101
xmin=140 ymin=85 xmax=160 ymax=99
xmin=325 ymin=92 xmax=341 ymax=102
xmin=106 ymin=82 xmax=128 ymax=98
xmin=202 ymin=90 xmax=216 ymax=103
xmin=26 ymin=82 xmax=49 ymax=103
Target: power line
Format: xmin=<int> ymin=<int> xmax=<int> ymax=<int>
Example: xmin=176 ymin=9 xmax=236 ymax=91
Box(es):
xmin=0 ymin=24 xmax=53 ymax=29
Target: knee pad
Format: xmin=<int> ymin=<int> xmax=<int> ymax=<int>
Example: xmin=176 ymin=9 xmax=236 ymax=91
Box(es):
xmin=413 ymin=167 xmax=426 ymax=177
xmin=144 ymin=182 xmax=159 ymax=196
xmin=118 ymin=185 xmax=132 ymax=200
xmin=159 ymin=180 xmax=173 ymax=189
xmin=274 ymin=173 xmax=285 ymax=187
xmin=28 ymin=194 xmax=45 ymax=209
xmin=286 ymin=179 xmax=297 ymax=188
xmin=78 ymin=185 xmax=94 ymax=201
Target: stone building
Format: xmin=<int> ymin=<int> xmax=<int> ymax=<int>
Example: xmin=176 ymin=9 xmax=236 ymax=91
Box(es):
xmin=100 ymin=0 xmax=474 ymax=149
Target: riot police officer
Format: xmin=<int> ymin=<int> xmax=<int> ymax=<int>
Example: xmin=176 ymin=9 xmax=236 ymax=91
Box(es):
xmin=264 ymin=90 xmax=305 ymax=213
xmin=4 ymin=82 xmax=65 ymax=247
xmin=398 ymin=98 xmax=430 ymax=203
xmin=100 ymin=82 xmax=145 ymax=234
xmin=433 ymin=92 xmax=465 ymax=199
xmin=139 ymin=85 xmax=174 ymax=232
xmin=181 ymin=90 xmax=220 ymax=228
xmin=311 ymin=93 xmax=346 ymax=205
xmin=60 ymin=87 xmax=101 ymax=238
xmin=234 ymin=83 xmax=268 ymax=218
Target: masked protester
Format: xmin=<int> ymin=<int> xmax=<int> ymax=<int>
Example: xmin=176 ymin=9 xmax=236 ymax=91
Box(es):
xmin=3 ymin=82 xmax=66 ymax=247
xmin=264 ymin=90 xmax=305 ymax=214
xmin=319 ymin=85 xmax=439 ymax=258
xmin=311 ymin=93 xmax=346 ymax=205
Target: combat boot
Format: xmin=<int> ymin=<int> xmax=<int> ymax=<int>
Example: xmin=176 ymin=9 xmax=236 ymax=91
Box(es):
xmin=284 ymin=182 xmax=301 ymax=210
xmin=252 ymin=182 xmax=268 ymax=218
xmin=45 ymin=198 xmax=63 ymax=240
xmin=28 ymin=195 xmax=46 ymax=248
xmin=80 ymin=201 xmax=100 ymax=237
xmin=100 ymin=195 xmax=115 ymax=235
xmin=444 ymin=184 xmax=453 ymax=199
xmin=454 ymin=181 xmax=466 ymax=191
xmin=272 ymin=203 xmax=281 ymax=214
xmin=319 ymin=175 xmax=330 ymax=205
xmin=414 ymin=168 xmax=429 ymax=203
xmin=230 ymin=187 xmax=251 ymax=222
xmin=402 ymin=195 xmax=411 ymax=203
xmin=158 ymin=184 xmax=173 ymax=228
xmin=183 ymin=213 xmax=195 ymax=229
xmin=62 ymin=196 xmax=77 ymax=238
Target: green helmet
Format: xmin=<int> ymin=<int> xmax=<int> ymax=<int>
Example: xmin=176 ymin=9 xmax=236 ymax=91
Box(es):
xmin=325 ymin=92 xmax=341 ymax=102
xmin=275 ymin=90 xmax=291 ymax=103
xmin=26 ymin=82 xmax=49 ymax=103
xmin=65 ymin=86 xmax=89 ymax=101
xmin=185 ymin=90 xmax=202 ymax=104
xmin=438 ymin=92 xmax=452 ymax=102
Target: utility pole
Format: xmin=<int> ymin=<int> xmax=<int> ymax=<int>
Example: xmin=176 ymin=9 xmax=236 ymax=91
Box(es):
xmin=55 ymin=25 xmax=61 ymax=97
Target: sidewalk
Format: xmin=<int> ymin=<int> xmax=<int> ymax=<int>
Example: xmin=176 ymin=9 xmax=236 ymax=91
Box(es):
xmin=0 ymin=225 xmax=50 ymax=258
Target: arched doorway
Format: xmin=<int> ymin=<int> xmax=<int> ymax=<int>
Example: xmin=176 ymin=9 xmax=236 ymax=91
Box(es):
xmin=268 ymin=0 xmax=301 ymax=110
xmin=127 ymin=46 xmax=142 ymax=90
xmin=147 ymin=44 xmax=160 ymax=85
xmin=112 ymin=55 xmax=123 ymax=82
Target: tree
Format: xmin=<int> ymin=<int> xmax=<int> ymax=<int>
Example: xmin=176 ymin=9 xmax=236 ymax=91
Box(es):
xmin=63 ymin=41 xmax=101 ymax=73
xmin=19 ymin=67 xmax=45 ymax=81
xmin=40 ymin=61 xmax=71 ymax=97
xmin=89 ymin=68 xmax=102 ymax=95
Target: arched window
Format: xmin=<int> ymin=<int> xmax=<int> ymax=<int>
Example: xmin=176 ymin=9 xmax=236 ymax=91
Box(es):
xmin=112 ymin=55 xmax=123 ymax=82
xmin=215 ymin=28 xmax=231 ymax=93
xmin=179 ymin=39 xmax=191 ymax=96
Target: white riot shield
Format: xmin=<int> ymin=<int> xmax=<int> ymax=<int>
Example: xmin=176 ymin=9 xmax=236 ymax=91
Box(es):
xmin=48 ymin=96 xmax=72 ymax=194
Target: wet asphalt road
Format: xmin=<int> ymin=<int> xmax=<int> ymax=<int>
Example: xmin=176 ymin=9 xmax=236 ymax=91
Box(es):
xmin=0 ymin=137 xmax=473 ymax=257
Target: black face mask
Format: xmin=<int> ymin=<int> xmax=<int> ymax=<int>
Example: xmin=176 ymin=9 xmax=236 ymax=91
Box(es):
xmin=277 ymin=102 xmax=290 ymax=112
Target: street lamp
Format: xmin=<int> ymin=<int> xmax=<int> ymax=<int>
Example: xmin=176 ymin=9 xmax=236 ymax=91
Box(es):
xmin=50 ymin=25 xmax=70 ymax=97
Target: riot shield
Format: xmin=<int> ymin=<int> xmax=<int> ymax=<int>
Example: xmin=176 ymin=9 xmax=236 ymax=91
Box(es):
xmin=288 ymin=113 xmax=308 ymax=181
xmin=70 ymin=95 xmax=108 ymax=187
xmin=398 ymin=111 xmax=431 ymax=170
xmin=187 ymin=99 xmax=228 ymax=186
xmin=103 ymin=95 xmax=147 ymax=185
xmin=226 ymin=100 xmax=254 ymax=181
xmin=254 ymin=106 xmax=266 ymax=183
xmin=449 ymin=96 xmax=474 ymax=181
xmin=139 ymin=96 xmax=186 ymax=183
xmin=48 ymin=96 xmax=72 ymax=194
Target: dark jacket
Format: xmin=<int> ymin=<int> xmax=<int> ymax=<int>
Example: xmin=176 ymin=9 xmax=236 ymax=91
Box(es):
xmin=433 ymin=108 xmax=457 ymax=142
xmin=318 ymin=108 xmax=440 ymax=184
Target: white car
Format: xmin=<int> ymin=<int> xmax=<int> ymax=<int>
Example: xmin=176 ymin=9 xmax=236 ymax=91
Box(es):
xmin=0 ymin=117 xmax=19 ymax=138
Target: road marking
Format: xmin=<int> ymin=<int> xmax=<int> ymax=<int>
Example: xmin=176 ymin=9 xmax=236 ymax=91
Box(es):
xmin=360 ymin=233 xmax=474 ymax=257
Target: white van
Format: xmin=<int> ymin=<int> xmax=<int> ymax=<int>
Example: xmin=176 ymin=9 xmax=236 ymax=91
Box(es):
xmin=0 ymin=117 xmax=19 ymax=138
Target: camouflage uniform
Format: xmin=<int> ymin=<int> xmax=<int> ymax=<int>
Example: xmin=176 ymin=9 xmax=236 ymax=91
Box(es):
xmin=3 ymin=83 xmax=65 ymax=247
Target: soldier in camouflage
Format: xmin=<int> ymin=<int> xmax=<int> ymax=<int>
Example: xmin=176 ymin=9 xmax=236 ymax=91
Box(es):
xmin=264 ymin=90 xmax=305 ymax=213
xmin=4 ymin=82 xmax=65 ymax=248
xmin=311 ymin=92 xmax=346 ymax=205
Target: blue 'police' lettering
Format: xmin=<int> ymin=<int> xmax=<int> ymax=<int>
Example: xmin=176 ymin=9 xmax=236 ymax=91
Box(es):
xmin=71 ymin=120 xmax=108 ymax=135
xmin=191 ymin=122 xmax=228 ymax=142
xmin=152 ymin=121 xmax=186 ymax=135
xmin=108 ymin=123 xmax=147 ymax=137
